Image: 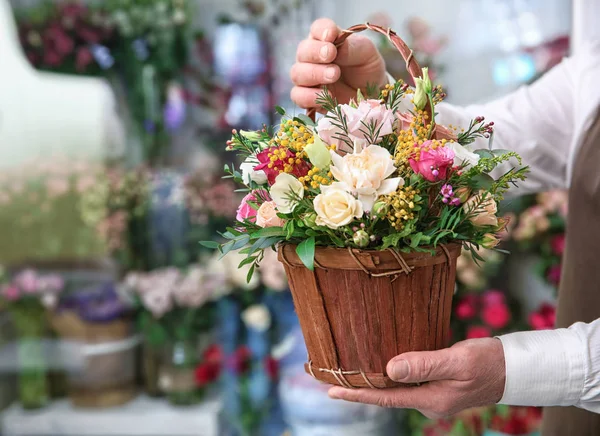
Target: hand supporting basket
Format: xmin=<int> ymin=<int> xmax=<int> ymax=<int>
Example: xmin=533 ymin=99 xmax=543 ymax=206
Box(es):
xmin=306 ymin=22 xmax=432 ymax=122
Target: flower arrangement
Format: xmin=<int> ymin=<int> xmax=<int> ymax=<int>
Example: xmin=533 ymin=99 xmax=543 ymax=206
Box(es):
xmin=209 ymin=69 xmax=527 ymax=276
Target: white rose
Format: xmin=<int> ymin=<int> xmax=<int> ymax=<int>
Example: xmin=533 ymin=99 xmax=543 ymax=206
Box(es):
xmin=241 ymin=304 xmax=272 ymax=332
xmin=330 ymin=144 xmax=403 ymax=212
xmin=314 ymin=183 xmax=364 ymax=229
xmin=446 ymin=142 xmax=480 ymax=168
xmin=240 ymin=155 xmax=268 ymax=185
xmin=270 ymin=173 xmax=304 ymax=214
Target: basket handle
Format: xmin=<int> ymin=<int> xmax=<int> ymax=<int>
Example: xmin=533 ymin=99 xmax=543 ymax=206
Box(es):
xmin=306 ymin=22 xmax=429 ymax=122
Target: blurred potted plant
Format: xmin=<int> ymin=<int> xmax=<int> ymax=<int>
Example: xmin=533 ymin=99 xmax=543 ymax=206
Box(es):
xmin=0 ymin=269 xmax=64 ymax=409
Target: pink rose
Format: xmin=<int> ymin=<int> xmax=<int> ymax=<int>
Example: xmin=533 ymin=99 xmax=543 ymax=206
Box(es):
xmin=409 ymin=142 xmax=455 ymax=182
xmin=481 ymin=290 xmax=506 ymax=307
xmin=236 ymin=192 xmax=259 ymax=223
xmin=455 ymin=295 xmax=477 ymax=320
xmin=256 ymin=201 xmax=285 ymax=228
xmin=1 ymin=285 xmax=20 ymax=301
xmin=482 ymin=303 xmax=511 ymax=329
xmin=550 ymin=234 xmax=566 ymax=256
xmin=397 ymin=112 xmax=413 ymax=131
xmin=466 ymin=325 xmax=492 ymax=339
xmin=236 ymin=190 xmax=269 ymax=224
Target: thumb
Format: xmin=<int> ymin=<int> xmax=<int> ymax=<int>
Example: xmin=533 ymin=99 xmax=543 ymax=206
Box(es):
xmin=386 ymin=349 xmax=459 ymax=383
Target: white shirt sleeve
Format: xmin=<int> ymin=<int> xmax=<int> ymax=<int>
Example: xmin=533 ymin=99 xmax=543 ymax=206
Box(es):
xmin=497 ymin=319 xmax=600 ymax=412
xmin=433 ymin=54 xmax=576 ymax=196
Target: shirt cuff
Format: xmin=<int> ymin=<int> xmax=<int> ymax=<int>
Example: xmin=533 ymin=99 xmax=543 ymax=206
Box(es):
xmin=497 ymin=328 xmax=586 ymax=407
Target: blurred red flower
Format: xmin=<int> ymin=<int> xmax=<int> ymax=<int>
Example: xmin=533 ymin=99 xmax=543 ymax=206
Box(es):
xmin=455 ymin=294 xmax=478 ymax=320
xmin=466 ymin=325 xmax=492 ymax=339
xmin=482 ymin=303 xmax=511 ymax=330
xmin=546 ymin=264 xmax=562 ymax=285
xmin=264 ymin=356 xmax=279 ymax=379
xmin=550 ymin=233 xmax=566 ymax=256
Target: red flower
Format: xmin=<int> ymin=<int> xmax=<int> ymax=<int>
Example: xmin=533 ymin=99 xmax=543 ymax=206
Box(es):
xmin=546 ymin=264 xmax=562 ymax=285
xmin=529 ymin=303 xmax=556 ymax=330
xmin=482 ymin=303 xmax=511 ymax=330
xmin=203 ymin=344 xmax=224 ymax=364
xmin=264 ymin=356 xmax=279 ymax=379
xmin=455 ymin=295 xmax=477 ymax=320
xmin=550 ymin=234 xmax=566 ymax=256
xmin=75 ymin=47 xmax=93 ymax=72
xmin=229 ymin=346 xmax=252 ymax=375
xmin=466 ymin=325 xmax=492 ymax=339
xmin=194 ymin=362 xmax=220 ymax=387
xmin=254 ymin=147 xmax=311 ymax=185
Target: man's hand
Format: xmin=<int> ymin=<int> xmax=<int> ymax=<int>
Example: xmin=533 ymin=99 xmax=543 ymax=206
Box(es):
xmin=290 ymin=18 xmax=387 ymax=109
xmin=328 ymin=338 xmax=506 ymax=419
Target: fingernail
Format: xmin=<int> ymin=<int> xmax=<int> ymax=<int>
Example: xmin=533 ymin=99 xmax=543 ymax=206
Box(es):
xmin=322 ymin=28 xmax=330 ymax=41
xmin=390 ymin=359 xmax=409 ymax=380
xmin=320 ymin=44 xmax=331 ymax=60
xmin=324 ymin=66 xmax=337 ymax=81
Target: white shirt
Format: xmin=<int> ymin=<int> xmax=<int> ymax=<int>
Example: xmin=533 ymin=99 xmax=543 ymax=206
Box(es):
xmin=433 ymin=40 xmax=600 ymax=412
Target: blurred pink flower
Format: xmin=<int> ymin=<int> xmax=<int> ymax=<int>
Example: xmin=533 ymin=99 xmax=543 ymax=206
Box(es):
xmin=529 ymin=303 xmax=556 ymax=330
xmin=76 ymin=47 xmax=94 ymax=71
xmin=546 ymin=264 xmax=562 ymax=286
xmin=466 ymin=325 xmax=492 ymax=339
xmin=76 ymin=175 xmax=97 ymax=194
xmin=142 ymin=288 xmax=173 ymax=319
xmin=482 ymin=303 xmax=511 ymax=330
xmin=1 ymin=285 xmax=20 ymax=301
xmin=46 ymin=177 xmax=70 ymax=197
xmin=236 ymin=191 xmax=264 ymax=223
xmin=37 ymin=274 xmax=64 ymax=293
xmin=550 ymin=234 xmax=566 ymax=256
xmin=455 ymin=295 xmax=477 ymax=320
xmin=481 ymin=290 xmax=506 ymax=307
xmin=14 ymin=270 xmax=39 ymax=294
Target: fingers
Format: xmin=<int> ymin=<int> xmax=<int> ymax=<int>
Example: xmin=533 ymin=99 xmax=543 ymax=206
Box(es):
xmin=386 ymin=348 xmax=462 ymax=384
xmin=309 ymin=18 xmax=340 ymax=42
xmin=328 ymin=385 xmax=432 ymax=410
xmin=335 ymin=34 xmax=381 ymax=67
xmin=290 ymin=86 xmax=322 ymax=109
xmin=296 ymin=39 xmax=337 ymax=64
xmin=290 ymin=63 xmax=340 ymax=87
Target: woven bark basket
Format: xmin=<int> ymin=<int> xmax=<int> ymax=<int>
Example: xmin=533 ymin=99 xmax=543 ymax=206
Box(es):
xmin=278 ymin=243 xmax=461 ymax=389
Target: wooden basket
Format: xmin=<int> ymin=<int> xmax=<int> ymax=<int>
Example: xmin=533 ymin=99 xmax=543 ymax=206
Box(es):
xmin=281 ymin=23 xmax=458 ymax=389
xmin=278 ymin=243 xmax=461 ymax=389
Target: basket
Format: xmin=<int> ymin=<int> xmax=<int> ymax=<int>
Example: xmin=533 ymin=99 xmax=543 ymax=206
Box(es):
xmin=279 ymin=23 xmax=462 ymax=389
xmin=50 ymin=312 xmax=139 ymax=407
xmin=278 ymin=243 xmax=461 ymax=389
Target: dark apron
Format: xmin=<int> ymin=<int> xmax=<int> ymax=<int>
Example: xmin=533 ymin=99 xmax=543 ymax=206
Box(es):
xmin=541 ymin=109 xmax=600 ymax=435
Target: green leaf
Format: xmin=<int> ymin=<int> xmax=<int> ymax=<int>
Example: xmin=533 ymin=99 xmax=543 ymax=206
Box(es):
xmin=285 ymin=220 xmax=295 ymax=240
xmin=296 ymin=237 xmax=316 ymax=271
xmin=231 ymin=234 xmax=251 ymax=250
xmin=410 ymin=232 xmax=424 ymax=248
xmin=471 ymin=173 xmax=495 ymax=190
xmin=199 ymin=241 xmax=220 ymax=249
xmin=474 ymin=149 xmax=494 ymax=159
xmin=238 ymin=256 xmax=258 ymax=268
xmin=410 ymin=173 xmax=421 ymax=185
xmin=246 ymin=264 xmax=256 ymax=283
xmin=252 ymin=227 xmax=286 ymax=238
xmin=294 ymin=114 xmax=316 ymax=127
xmin=275 ymin=106 xmax=286 ymax=116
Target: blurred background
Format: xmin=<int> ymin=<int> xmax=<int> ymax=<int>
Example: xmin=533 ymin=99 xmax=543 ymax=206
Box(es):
xmin=0 ymin=0 xmax=574 ymax=435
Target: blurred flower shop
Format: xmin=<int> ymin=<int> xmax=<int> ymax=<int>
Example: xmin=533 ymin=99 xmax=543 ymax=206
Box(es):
xmin=0 ymin=0 xmax=573 ymax=435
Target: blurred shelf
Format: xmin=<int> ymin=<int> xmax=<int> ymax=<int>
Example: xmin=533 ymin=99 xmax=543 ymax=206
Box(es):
xmin=1 ymin=394 xmax=222 ymax=436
